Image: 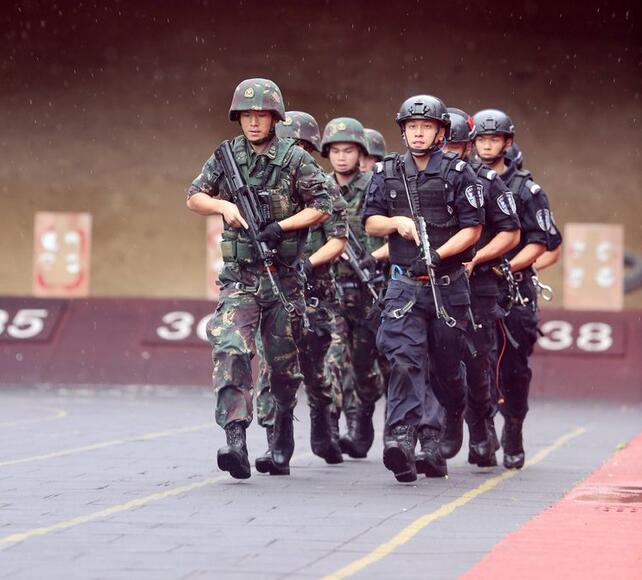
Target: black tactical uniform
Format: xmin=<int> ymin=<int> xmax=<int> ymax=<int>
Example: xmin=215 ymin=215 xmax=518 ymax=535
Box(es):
xmin=362 ymin=95 xmax=484 ymax=482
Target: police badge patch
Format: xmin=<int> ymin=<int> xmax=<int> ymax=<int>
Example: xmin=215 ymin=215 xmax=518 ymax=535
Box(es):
xmin=497 ymin=191 xmax=517 ymax=215
xmin=536 ymin=208 xmax=552 ymax=232
xmin=465 ymin=184 xmax=483 ymax=208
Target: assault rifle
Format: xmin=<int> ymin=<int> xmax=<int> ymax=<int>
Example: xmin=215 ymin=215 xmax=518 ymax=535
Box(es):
xmin=399 ymin=170 xmax=457 ymax=328
xmin=215 ymin=140 xmax=294 ymax=312
xmin=342 ymin=225 xmax=382 ymax=302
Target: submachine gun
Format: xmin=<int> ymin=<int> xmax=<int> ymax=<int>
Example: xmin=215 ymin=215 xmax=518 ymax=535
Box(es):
xmin=215 ymin=140 xmax=294 ymax=312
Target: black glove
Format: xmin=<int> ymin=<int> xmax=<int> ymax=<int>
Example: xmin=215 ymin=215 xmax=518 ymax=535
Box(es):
xmin=429 ymin=248 xmax=441 ymax=267
xmin=358 ymin=254 xmax=377 ymax=274
xmin=257 ymin=221 xmax=283 ymax=245
xmin=409 ymin=249 xmax=440 ymax=277
xmin=409 ymin=257 xmax=428 ymax=277
xmin=301 ymin=257 xmax=314 ymax=278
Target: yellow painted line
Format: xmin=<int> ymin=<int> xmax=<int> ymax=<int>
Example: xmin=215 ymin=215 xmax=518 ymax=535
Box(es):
xmin=0 ymin=451 xmax=314 ymax=549
xmin=0 ymin=475 xmax=228 ymax=548
xmin=323 ymin=426 xmax=587 ymax=580
xmin=0 ymin=407 xmax=68 ymax=428
xmin=0 ymin=423 xmax=212 ymax=467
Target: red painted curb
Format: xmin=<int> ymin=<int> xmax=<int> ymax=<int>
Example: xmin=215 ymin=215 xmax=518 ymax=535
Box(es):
xmin=462 ymin=433 xmax=642 ymax=579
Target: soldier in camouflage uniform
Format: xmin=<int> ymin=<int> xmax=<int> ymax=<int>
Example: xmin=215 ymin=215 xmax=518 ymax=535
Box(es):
xmin=360 ymin=128 xmax=387 ymax=173
xmin=322 ymin=117 xmax=388 ymax=460
xmin=254 ymin=111 xmax=348 ymax=472
xmin=186 ymin=79 xmax=331 ymax=479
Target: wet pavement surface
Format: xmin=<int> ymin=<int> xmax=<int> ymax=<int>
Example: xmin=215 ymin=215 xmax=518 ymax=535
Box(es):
xmin=1 ymin=386 xmax=641 ymax=580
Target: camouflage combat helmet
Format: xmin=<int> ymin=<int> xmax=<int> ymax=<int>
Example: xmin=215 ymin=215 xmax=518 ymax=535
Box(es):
xmin=504 ymin=142 xmax=523 ymax=168
xmin=276 ymin=111 xmax=322 ymax=152
xmin=364 ymin=128 xmax=387 ymax=159
xmin=229 ymin=78 xmax=286 ymax=122
xmin=472 ymin=109 xmax=515 ymax=136
xmin=447 ymin=107 xmax=476 ymax=143
xmin=321 ymin=117 xmax=368 ymax=158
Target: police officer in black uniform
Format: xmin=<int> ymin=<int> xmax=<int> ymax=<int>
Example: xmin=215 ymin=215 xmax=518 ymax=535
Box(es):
xmin=443 ymin=108 xmax=521 ymax=467
xmin=473 ymin=109 xmax=562 ymax=469
xmin=363 ymin=95 xmax=483 ymax=483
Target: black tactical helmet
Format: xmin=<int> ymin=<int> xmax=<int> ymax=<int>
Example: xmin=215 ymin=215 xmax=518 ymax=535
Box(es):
xmin=447 ymin=107 xmax=476 ymax=143
xmin=472 ymin=109 xmax=515 ymax=136
xmin=504 ymin=142 xmax=523 ymax=168
xmin=396 ymin=95 xmax=451 ymax=135
xmin=276 ymin=111 xmax=322 ymax=152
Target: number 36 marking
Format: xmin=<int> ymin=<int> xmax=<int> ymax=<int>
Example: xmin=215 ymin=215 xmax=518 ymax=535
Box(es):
xmin=538 ymin=320 xmax=613 ymax=353
xmin=156 ymin=311 xmax=211 ymax=342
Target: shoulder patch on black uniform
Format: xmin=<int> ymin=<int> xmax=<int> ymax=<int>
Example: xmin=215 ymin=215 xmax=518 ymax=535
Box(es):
xmin=455 ymin=160 xmax=466 ymax=172
xmin=375 ymin=161 xmax=384 ymax=174
xmin=536 ymin=208 xmax=552 ymax=232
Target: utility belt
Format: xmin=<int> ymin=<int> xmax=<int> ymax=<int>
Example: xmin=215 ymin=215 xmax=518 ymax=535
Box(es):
xmin=220 ymin=236 xmax=300 ymax=265
xmin=390 ymin=264 xmax=465 ymax=287
xmin=512 ymin=267 xmax=535 ymax=284
xmin=470 ymin=263 xmax=495 ymax=277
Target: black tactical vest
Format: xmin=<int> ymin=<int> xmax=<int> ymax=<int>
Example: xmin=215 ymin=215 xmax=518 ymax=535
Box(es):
xmin=382 ymin=151 xmax=472 ymax=271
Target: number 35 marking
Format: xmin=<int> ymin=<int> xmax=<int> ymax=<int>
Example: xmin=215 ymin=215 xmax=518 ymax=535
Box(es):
xmin=0 ymin=309 xmax=49 ymax=339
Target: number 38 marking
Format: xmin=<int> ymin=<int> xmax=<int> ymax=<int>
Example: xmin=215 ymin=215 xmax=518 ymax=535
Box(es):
xmin=156 ymin=311 xmax=211 ymax=342
xmin=538 ymin=320 xmax=613 ymax=353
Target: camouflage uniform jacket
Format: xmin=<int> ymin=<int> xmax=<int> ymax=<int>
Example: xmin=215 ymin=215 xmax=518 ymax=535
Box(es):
xmin=187 ymin=135 xmax=331 ymax=270
xmin=333 ymin=170 xmax=384 ymax=282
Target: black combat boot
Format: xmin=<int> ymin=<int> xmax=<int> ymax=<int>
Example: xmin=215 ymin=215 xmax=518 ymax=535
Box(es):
xmin=439 ymin=409 xmax=464 ymax=459
xmin=416 ymin=426 xmax=448 ymax=478
xmin=330 ymin=410 xmax=342 ymax=449
xmin=488 ymin=417 xmax=500 ymax=452
xmin=467 ymin=417 xmax=496 ymax=467
xmin=310 ymin=405 xmax=343 ymax=464
xmin=340 ymin=403 xmax=375 ymax=459
xmin=382 ymin=424 xmax=417 ymax=483
xmin=255 ymin=426 xmax=275 ymax=474
xmin=339 ymin=408 xmax=360 ymax=457
xmin=217 ymin=421 xmax=251 ymax=480
xmin=271 ymin=405 xmax=295 ymax=475
xmin=502 ymin=416 xmax=525 ymax=469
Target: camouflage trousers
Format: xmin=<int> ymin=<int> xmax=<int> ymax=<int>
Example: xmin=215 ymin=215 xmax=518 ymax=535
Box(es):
xmin=257 ymin=274 xmax=338 ymax=427
xmin=325 ymin=283 xmax=387 ymax=415
xmin=206 ymin=263 xmax=305 ymax=429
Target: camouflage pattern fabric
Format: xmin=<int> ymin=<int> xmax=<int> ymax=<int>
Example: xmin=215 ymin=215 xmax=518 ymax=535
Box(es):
xmin=208 ymin=266 xmax=305 ymax=428
xmin=187 ymin=133 xmax=331 ymax=428
xmin=256 ymin=173 xmax=348 ymax=425
xmin=228 ymin=78 xmax=286 ymax=122
xmin=325 ymin=169 xmax=387 ymax=414
xmin=321 ymin=117 xmax=368 ymax=157
xmin=364 ymin=128 xmax=387 ymax=159
xmin=188 ymin=135 xmax=332 ymax=268
xmin=277 ymin=111 xmax=322 ymax=153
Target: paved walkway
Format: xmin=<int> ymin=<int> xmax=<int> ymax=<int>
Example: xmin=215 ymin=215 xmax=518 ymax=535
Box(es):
xmin=0 ymin=387 xmax=640 ymax=579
